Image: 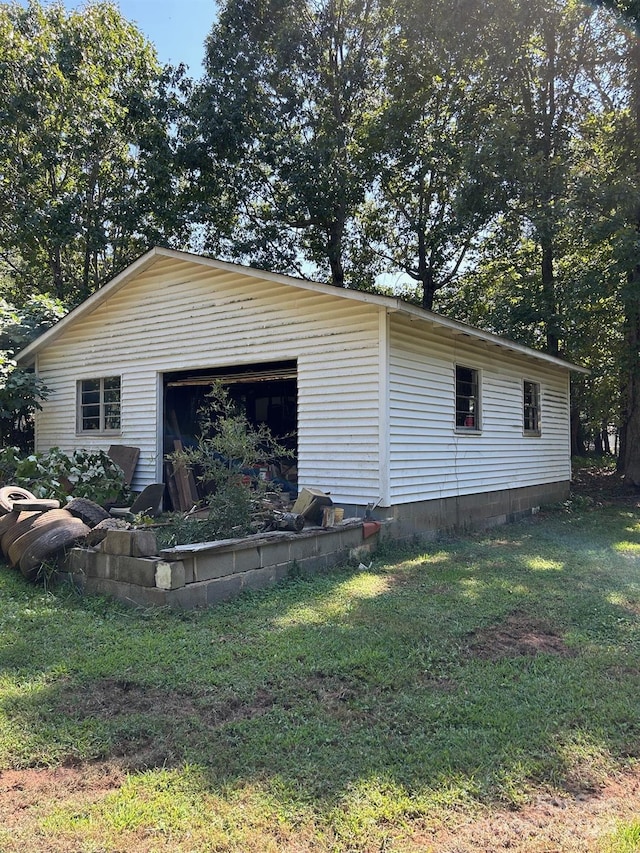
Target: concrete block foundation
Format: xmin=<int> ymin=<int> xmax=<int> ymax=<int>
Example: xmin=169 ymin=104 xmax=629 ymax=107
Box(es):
xmin=382 ymin=481 xmax=569 ymax=539
xmin=56 ymin=481 xmax=564 ymax=609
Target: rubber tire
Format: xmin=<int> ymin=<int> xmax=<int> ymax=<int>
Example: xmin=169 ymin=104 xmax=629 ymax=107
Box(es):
xmin=0 ymin=486 xmax=37 ymax=514
xmin=0 ymin=510 xmax=20 ymax=540
xmin=7 ymin=510 xmax=76 ymax=569
xmin=11 ymin=499 xmax=61 ymax=512
xmin=19 ymin=519 xmax=90 ymax=581
xmin=1 ymin=511 xmax=43 ymax=557
xmin=65 ymin=497 xmax=111 ymax=527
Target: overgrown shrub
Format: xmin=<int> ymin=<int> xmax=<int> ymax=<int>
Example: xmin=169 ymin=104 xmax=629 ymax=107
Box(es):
xmin=160 ymin=382 xmax=292 ymax=546
xmin=0 ymin=446 xmax=128 ymax=505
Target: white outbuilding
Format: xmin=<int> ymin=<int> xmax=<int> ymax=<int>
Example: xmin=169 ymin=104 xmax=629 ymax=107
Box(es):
xmin=17 ymin=247 xmax=587 ymax=536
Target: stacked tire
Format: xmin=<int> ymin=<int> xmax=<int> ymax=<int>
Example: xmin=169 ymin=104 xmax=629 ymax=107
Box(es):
xmin=0 ymin=486 xmax=37 ymax=514
xmin=0 ymin=489 xmax=110 ymax=582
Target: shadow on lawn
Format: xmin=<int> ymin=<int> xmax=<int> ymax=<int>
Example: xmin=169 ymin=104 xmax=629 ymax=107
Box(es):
xmin=1 ymin=505 xmax=639 ymax=811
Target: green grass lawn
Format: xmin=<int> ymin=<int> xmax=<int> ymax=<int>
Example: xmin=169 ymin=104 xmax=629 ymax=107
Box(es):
xmin=1 ymin=499 xmax=639 ymax=852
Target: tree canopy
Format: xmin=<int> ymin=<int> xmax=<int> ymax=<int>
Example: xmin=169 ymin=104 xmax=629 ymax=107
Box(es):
xmin=0 ymin=0 xmax=188 ymax=305
xmin=190 ymin=0 xmax=389 ymax=285
xmin=5 ymin=0 xmax=640 ymax=477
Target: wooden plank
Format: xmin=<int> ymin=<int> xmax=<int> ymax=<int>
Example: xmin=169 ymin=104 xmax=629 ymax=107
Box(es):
xmin=172 ymin=460 xmax=192 ymax=512
xmin=108 ymin=445 xmax=140 ymax=486
xmin=172 ymin=441 xmax=199 ymax=509
xmin=164 ymin=460 xmax=181 ymax=512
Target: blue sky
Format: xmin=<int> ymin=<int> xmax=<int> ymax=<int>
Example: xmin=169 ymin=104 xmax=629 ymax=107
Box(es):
xmin=113 ymin=0 xmax=217 ymax=71
xmin=60 ymin=0 xmax=218 ymax=73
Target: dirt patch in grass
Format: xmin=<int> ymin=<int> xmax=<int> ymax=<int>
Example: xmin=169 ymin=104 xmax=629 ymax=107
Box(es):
xmin=297 ymin=672 xmax=361 ymax=725
xmin=48 ymin=678 xmax=276 ymax=771
xmin=467 ymin=611 xmax=576 ymax=659
xmin=304 ymin=672 xmax=355 ymax=702
xmin=2 ymin=763 xmax=640 ymax=852
xmin=0 ymin=762 xmax=124 ymax=831
xmin=416 ymin=768 xmax=640 ymax=853
xmin=60 ymin=677 xmax=193 ymax=719
xmin=57 ymin=677 xmax=275 ymax=725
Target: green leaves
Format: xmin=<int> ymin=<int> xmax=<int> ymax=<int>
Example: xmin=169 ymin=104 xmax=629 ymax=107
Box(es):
xmin=355 ymin=0 xmax=507 ymax=308
xmin=0 ymin=295 xmax=63 ymax=450
xmin=193 ymin=0 xmax=388 ymax=286
xmin=0 ymin=445 xmax=127 ymax=504
xmin=0 ymin=0 xmax=188 ymax=305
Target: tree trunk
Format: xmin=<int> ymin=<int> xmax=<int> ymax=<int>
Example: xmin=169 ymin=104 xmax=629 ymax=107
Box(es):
xmin=570 ymin=405 xmax=586 ymax=457
xmin=327 ymin=220 xmax=345 ymax=287
xmin=594 ymin=430 xmax=603 ymax=456
xmin=82 ymin=244 xmax=91 ymax=300
xmin=619 ymin=287 xmax=640 ymax=483
xmin=619 ymin=36 xmax=640 ymax=484
xmin=418 ymin=231 xmax=437 ymax=311
xmin=51 ymin=247 xmax=64 ymax=300
xmin=541 ymin=241 xmax=560 ymax=356
xmin=421 ymin=268 xmax=436 ymax=311
xmin=618 ymin=395 xmax=627 ymax=472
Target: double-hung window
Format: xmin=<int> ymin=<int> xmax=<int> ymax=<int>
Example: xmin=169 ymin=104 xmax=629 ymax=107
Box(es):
xmin=523 ymin=380 xmax=541 ymax=434
xmin=78 ymin=376 xmax=121 ymax=432
xmin=455 ymin=365 xmax=480 ymax=430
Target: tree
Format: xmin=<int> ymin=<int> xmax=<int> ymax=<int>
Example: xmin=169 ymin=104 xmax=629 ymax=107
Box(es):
xmin=191 ymin=0 xmax=387 ymax=286
xmin=355 ymin=0 xmax=510 ymax=310
xmin=548 ymin=0 xmax=640 ymax=479
xmin=429 ymin=0 xmax=628 ymax=457
xmin=602 ymin=0 xmax=640 ymax=482
xmin=0 ymin=0 xmax=188 ymax=305
xmin=491 ymin=0 xmax=611 ymax=356
xmin=0 ymin=294 xmax=65 ymax=450
xmin=441 ymin=220 xmax=625 ymax=455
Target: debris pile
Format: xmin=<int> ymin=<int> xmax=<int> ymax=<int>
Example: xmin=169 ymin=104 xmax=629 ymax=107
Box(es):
xmin=0 ymin=488 xmax=115 ymax=581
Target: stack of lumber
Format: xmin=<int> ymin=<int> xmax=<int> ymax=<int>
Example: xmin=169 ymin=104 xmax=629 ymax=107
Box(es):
xmin=164 ymin=440 xmax=199 ymax=512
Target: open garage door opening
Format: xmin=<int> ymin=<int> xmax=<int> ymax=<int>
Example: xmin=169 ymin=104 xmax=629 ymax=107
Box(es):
xmin=163 ymin=360 xmax=298 ymax=497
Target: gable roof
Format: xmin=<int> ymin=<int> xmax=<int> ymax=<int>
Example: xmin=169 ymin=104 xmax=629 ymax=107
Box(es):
xmin=16 ymin=246 xmax=588 ymax=373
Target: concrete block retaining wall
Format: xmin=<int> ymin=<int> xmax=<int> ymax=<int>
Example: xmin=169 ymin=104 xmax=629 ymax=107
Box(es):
xmin=61 ymin=520 xmax=380 ymax=610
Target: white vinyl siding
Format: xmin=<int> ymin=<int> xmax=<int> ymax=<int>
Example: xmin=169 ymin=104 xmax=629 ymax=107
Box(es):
xmin=32 ymin=252 xmax=574 ymax=509
xmin=34 ymin=257 xmax=383 ymax=499
xmin=388 ymin=315 xmax=571 ymax=503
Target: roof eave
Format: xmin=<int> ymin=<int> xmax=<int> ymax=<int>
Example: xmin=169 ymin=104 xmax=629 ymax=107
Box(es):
xmin=395 ymin=302 xmax=589 ymax=374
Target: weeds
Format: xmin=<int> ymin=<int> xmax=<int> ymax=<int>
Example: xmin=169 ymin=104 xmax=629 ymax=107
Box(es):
xmin=606 ymin=820 xmax=640 ymax=853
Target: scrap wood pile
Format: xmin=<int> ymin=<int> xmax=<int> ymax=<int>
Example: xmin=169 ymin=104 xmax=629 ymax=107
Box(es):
xmin=0 ymin=486 xmax=129 ymax=582
xmin=252 ymin=491 xmax=304 ymax=532
xmin=256 ymin=487 xmax=339 ymax=532
xmin=165 ymin=485 xmax=340 ymax=537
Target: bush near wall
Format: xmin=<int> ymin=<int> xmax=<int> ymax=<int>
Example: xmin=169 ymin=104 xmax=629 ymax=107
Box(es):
xmin=0 ymin=446 xmax=128 ymax=506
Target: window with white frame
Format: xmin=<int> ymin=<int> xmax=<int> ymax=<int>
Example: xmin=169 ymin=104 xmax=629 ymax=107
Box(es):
xmin=455 ymin=365 xmax=480 ymax=430
xmin=78 ymin=376 xmax=121 ymax=432
xmin=523 ymin=380 xmax=541 ymax=434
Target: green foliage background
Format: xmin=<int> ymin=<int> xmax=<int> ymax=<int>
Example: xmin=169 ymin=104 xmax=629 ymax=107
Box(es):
xmin=3 ymin=0 xmax=640 ymax=469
